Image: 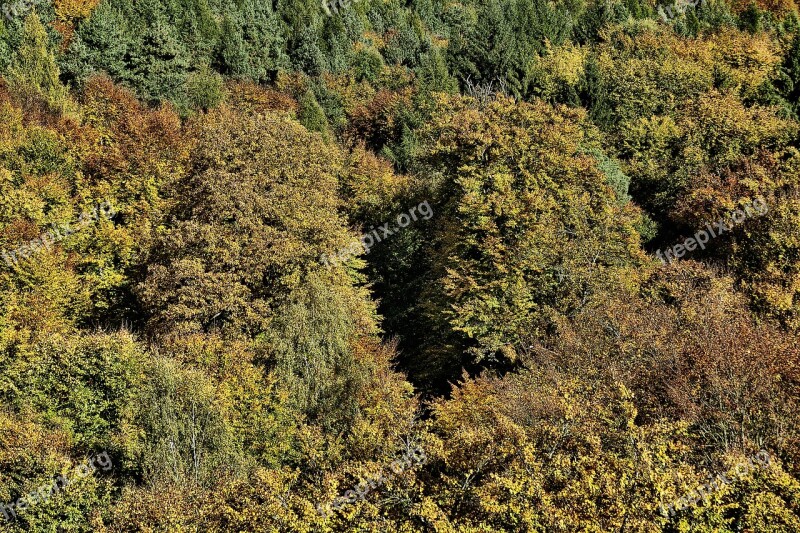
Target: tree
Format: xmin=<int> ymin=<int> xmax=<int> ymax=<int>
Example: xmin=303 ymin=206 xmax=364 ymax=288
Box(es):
xmin=137 ymin=106 xmax=349 ymax=338
xmin=216 ymin=0 xmax=287 ymax=83
xmin=403 ymin=95 xmax=647 ymax=383
xmin=60 ymin=0 xmax=132 ymax=86
xmin=6 ymin=12 xmax=69 ymax=112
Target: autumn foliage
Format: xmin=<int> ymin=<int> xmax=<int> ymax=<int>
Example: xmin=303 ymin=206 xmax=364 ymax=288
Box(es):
xmin=0 ymin=2 xmax=799 ymax=532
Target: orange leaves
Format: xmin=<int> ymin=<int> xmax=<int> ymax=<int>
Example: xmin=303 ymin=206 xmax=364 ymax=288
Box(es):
xmin=225 ymin=81 xmax=298 ymax=116
xmin=346 ymin=88 xmax=412 ymax=151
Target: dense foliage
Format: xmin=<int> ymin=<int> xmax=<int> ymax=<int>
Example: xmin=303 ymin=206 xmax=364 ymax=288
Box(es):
xmin=0 ymin=0 xmax=799 ymax=530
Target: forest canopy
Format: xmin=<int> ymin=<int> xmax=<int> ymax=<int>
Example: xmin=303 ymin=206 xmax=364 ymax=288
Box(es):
xmin=0 ymin=0 xmax=799 ymax=530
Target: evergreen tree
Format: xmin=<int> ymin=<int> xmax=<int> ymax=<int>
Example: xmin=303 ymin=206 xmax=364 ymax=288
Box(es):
xmin=416 ymin=46 xmax=458 ymax=94
xmin=237 ymin=0 xmax=287 ymax=81
xmin=126 ymin=16 xmax=192 ymax=107
xmin=61 ymin=1 xmax=132 ymax=86
xmin=289 ymin=23 xmax=326 ymax=75
xmin=783 ymin=29 xmax=800 ymax=117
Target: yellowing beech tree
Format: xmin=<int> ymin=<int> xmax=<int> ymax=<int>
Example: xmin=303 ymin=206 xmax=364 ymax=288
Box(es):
xmin=138 ymin=105 xmax=351 ymax=337
xmin=412 ymin=95 xmax=647 ymax=376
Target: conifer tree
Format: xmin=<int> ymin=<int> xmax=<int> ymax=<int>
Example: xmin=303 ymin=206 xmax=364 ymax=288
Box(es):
xmin=60 ymin=0 xmax=131 ymax=85
xmin=234 ymin=0 xmax=287 ymax=81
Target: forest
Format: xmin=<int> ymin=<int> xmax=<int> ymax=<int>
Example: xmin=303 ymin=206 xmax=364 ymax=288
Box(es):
xmin=0 ymin=0 xmax=799 ymax=530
